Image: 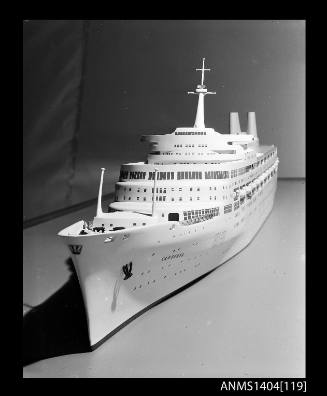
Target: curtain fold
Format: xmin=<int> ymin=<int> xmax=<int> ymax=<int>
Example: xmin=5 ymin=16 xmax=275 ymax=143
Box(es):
xmin=23 ymin=20 xmax=86 ymax=221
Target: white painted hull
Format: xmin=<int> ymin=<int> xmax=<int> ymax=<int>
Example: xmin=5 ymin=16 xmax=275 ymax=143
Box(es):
xmin=60 ymin=175 xmax=277 ymax=349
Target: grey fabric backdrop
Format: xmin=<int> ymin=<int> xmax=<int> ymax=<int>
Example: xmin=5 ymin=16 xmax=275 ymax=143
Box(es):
xmin=23 ymin=20 xmax=305 ymax=222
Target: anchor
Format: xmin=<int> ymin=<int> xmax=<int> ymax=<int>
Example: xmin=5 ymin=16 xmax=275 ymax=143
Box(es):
xmin=122 ymin=262 xmax=133 ymax=280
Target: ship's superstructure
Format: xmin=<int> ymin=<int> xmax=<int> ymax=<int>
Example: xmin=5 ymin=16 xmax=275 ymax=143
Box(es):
xmin=59 ymin=59 xmax=279 ymax=349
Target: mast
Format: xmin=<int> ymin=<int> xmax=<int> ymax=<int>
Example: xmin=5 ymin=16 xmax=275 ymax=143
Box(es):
xmin=96 ymin=168 xmax=106 ymax=217
xmin=188 ymin=58 xmax=216 ymax=128
xmin=152 ymin=168 xmax=158 ymax=216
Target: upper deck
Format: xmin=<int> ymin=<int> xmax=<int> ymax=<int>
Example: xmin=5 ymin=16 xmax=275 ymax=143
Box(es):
xmin=75 ymin=58 xmax=279 ymax=233
xmin=140 ymin=126 xmax=258 ymax=165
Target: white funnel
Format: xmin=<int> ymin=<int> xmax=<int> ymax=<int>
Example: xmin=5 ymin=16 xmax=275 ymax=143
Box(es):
xmin=230 ymin=112 xmax=241 ymax=134
xmin=247 ymin=112 xmax=257 ymax=137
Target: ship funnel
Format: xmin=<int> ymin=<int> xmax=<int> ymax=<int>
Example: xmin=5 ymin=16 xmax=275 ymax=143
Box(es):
xmin=247 ymin=112 xmax=257 ymax=137
xmin=96 ymin=168 xmax=106 ymax=217
xmin=230 ymin=112 xmax=241 ymax=134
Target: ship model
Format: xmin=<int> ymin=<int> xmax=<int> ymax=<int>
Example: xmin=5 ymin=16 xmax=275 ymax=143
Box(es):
xmin=59 ymin=59 xmax=279 ymax=349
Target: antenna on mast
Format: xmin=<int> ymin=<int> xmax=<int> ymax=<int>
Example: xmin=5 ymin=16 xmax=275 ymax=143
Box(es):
xmin=187 ymin=58 xmax=216 ymax=128
xmin=196 ymin=57 xmax=211 ymax=87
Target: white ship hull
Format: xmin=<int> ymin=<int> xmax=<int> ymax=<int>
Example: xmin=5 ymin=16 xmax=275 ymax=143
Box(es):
xmin=60 ymin=175 xmax=277 ymax=349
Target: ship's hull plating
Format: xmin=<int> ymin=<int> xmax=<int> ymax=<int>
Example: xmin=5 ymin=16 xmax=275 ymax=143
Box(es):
xmin=62 ymin=176 xmax=277 ymax=348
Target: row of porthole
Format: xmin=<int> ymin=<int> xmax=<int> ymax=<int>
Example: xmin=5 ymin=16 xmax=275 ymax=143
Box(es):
xmin=140 ymin=269 xmax=152 ymax=276
xmin=157 ymin=226 xmax=200 ymax=243
xmin=132 ymin=263 xmax=206 ymax=291
xmin=148 ymin=254 xmax=204 ymax=277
